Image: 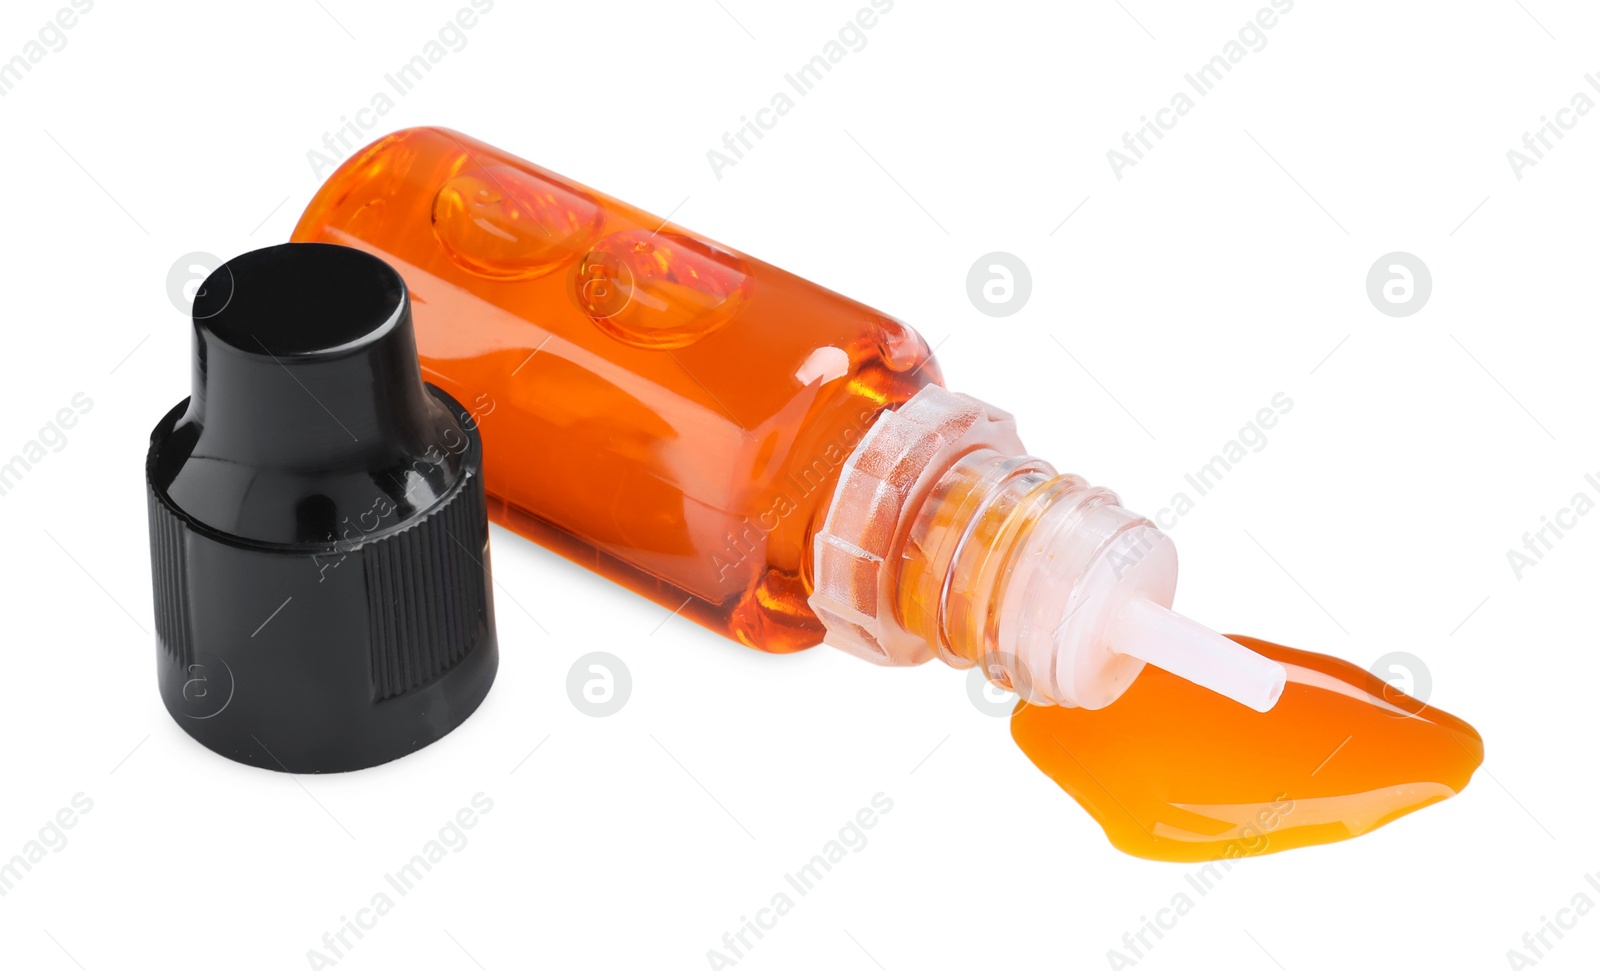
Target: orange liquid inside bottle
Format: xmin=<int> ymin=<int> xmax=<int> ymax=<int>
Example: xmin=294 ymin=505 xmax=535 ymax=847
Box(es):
xmin=295 ymin=127 xmax=940 ymax=652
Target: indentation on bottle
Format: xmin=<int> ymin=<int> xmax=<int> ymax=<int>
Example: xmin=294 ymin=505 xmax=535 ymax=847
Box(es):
xmin=875 ymin=317 xmax=933 ymax=373
xmin=573 ymin=230 xmax=750 ymax=350
xmin=431 ymin=165 xmax=602 ymax=279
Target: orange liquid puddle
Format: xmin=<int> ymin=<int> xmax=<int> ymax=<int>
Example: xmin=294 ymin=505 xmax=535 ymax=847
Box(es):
xmin=1011 ymin=635 xmax=1483 ymax=862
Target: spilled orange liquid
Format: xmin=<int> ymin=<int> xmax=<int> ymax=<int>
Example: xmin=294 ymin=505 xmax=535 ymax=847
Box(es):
xmin=1011 ymin=636 xmax=1483 ymax=862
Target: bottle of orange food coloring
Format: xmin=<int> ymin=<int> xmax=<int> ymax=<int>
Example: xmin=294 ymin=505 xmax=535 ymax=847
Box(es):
xmin=294 ymin=127 xmax=1286 ymax=713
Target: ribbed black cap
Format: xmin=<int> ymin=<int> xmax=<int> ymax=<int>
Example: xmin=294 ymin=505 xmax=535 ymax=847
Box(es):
xmin=145 ymin=243 xmax=498 ymax=772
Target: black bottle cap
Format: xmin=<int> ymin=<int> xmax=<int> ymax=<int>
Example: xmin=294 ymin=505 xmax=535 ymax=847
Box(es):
xmin=146 ymin=242 xmax=498 ymax=772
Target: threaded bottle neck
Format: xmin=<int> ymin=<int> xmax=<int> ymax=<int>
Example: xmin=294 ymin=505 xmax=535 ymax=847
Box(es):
xmin=809 ymin=385 xmax=1289 ymax=712
xmin=893 ymin=448 xmax=1127 ymax=674
xmin=808 ymin=384 xmax=1173 ymax=708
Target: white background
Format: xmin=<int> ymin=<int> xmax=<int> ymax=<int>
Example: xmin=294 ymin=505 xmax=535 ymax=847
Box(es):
xmin=1 ymin=1 xmax=1596 ymax=968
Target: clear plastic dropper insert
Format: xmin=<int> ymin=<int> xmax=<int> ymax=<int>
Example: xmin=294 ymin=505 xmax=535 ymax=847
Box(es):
xmin=808 ymin=385 xmax=1287 ymax=712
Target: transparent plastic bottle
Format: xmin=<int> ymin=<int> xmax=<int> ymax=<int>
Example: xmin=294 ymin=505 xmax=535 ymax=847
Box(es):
xmin=294 ymin=127 xmax=1284 ymax=711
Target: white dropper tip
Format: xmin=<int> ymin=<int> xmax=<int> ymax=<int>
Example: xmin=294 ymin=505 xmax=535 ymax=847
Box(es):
xmin=1109 ymin=599 xmax=1287 ymax=712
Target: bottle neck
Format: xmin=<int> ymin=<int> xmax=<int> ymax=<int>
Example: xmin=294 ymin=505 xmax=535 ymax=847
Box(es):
xmin=893 ymin=448 xmax=1120 ymax=669
xmin=807 ymin=385 xmax=1177 ymax=709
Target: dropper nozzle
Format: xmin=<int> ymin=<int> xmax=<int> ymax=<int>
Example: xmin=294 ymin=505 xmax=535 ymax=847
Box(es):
xmin=807 ymin=384 xmax=1292 ymax=713
xmin=1109 ymin=599 xmax=1287 ymax=713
